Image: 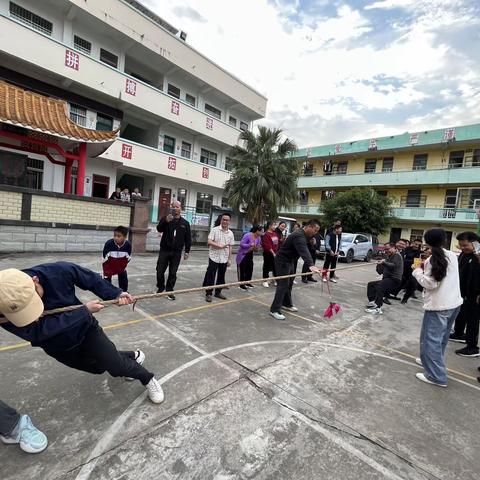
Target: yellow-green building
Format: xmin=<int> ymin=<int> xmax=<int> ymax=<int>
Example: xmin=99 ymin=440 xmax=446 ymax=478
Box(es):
xmin=281 ymin=123 xmax=480 ymax=250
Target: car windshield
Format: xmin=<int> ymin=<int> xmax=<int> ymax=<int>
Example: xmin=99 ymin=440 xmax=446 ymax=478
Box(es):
xmin=341 ymin=234 xmax=355 ymax=243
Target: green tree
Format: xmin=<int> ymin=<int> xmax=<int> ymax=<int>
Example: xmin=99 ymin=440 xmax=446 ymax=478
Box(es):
xmin=224 ymin=126 xmax=298 ymax=224
xmin=321 ymin=188 xmax=394 ymax=235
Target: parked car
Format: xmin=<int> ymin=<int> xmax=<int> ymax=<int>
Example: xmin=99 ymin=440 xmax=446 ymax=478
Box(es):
xmin=338 ymin=233 xmax=374 ymax=263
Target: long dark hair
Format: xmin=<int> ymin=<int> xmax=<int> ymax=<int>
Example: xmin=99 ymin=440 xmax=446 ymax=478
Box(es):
xmin=424 ymin=229 xmax=448 ymax=282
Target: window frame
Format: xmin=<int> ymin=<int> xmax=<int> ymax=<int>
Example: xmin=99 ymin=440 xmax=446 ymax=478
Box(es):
xmin=228 ymin=116 xmax=237 ymax=127
xmin=70 ymin=104 xmax=87 ymax=127
xmin=100 ymin=48 xmax=118 ymax=68
xmin=412 ymin=153 xmax=428 ymax=171
xmin=163 ymin=135 xmax=176 ymax=154
xmin=205 ymin=103 xmax=222 ymax=120
xmin=168 ymin=84 xmax=181 ymax=99
xmin=181 ymin=141 xmax=192 ymax=159
xmin=382 ymin=157 xmax=394 ymax=172
xmin=364 ymin=159 xmax=377 ymax=174
xmin=73 ymin=35 xmax=91 ymax=55
xmin=10 ymin=2 xmax=53 ymax=36
xmin=196 ymin=192 xmax=213 ymax=214
xmin=95 ymin=113 xmax=113 ymax=131
xmin=200 ymin=148 xmax=218 ymax=167
xmin=185 ymin=93 xmax=196 ymax=106
xmin=239 ymin=121 xmax=249 ymax=132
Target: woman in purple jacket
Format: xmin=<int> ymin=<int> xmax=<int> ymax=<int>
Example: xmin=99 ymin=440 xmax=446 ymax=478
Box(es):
xmin=237 ymin=225 xmax=264 ymax=290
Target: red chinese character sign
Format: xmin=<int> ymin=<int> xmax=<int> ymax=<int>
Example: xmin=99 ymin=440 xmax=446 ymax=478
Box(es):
xmin=65 ymin=50 xmax=79 ymax=70
xmin=125 ymin=79 xmax=137 ymax=96
xmin=121 ymin=144 xmax=132 ymax=160
xmin=167 ymin=157 xmax=176 ymax=171
xmin=202 ymin=166 xmax=209 ymax=179
xmin=171 ymin=101 xmax=180 ymax=115
xmin=206 ymin=117 xmax=214 ymax=130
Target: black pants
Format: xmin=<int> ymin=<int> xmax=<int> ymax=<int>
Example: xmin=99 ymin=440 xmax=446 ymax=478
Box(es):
xmin=453 ymin=300 xmax=480 ymax=348
xmin=263 ymin=252 xmax=276 ymax=279
xmin=47 ymin=322 xmax=154 ymax=385
xmin=156 ymin=249 xmax=182 ymax=292
xmin=323 ymin=254 xmax=338 ymax=279
xmin=238 ymin=251 xmax=254 ymax=282
xmin=302 ymin=249 xmax=316 ymax=280
xmin=270 ymin=260 xmax=294 ymax=312
xmin=402 ymin=276 xmax=421 ymax=301
xmin=0 ymin=400 xmax=19 ymax=437
xmin=203 ymin=259 xmax=228 ymax=296
xmin=105 ymin=271 xmax=128 ymax=292
xmin=367 ymin=278 xmax=401 ymax=308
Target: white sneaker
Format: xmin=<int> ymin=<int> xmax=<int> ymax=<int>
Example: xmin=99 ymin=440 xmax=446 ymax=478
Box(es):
xmin=415 ymin=357 xmax=423 ymax=367
xmin=330 ymin=278 xmax=338 ymax=283
xmin=415 ymin=372 xmax=446 ymax=388
xmin=322 ymin=277 xmax=328 ymax=283
xmin=269 ymin=311 xmax=286 ymax=321
xmin=125 ymin=350 xmax=145 ymax=382
xmin=365 ymin=301 xmax=377 ymax=308
xmin=293 ymin=280 xmax=298 ymax=285
xmin=274 ymin=281 xmax=278 ymax=286
xmin=262 ymin=282 xmax=270 ymax=288
xmin=146 ymin=378 xmax=165 ymax=403
xmin=283 ymin=306 xmax=298 ymax=312
xmin=365 ymin=307 xmax=383 ymax=315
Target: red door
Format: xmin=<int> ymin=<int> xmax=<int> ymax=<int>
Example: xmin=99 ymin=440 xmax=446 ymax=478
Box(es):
xmin=158 ymin=188 xmax=171 ymax=220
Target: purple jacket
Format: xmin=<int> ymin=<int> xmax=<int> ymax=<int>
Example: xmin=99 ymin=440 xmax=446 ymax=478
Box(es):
xmin=236 ymin=232 xmax=262 ymax=265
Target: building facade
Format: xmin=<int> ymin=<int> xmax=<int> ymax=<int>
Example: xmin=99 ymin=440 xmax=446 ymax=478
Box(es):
xmin=282 ymin=124 xmax=480 ymax=250
xmin=0 ymin=0 xmax=267 ymax=231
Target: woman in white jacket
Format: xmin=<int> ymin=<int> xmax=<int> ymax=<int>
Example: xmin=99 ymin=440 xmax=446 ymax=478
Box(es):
xmin=413 ymin=228 xmax=462 ymax=387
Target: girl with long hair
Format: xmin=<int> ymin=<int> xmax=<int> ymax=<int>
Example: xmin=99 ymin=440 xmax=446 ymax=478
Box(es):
xmin=236 ymin=225 xmax=263 ymax=290
xmin=413 ymin=228 xmax=462 ymax=387
xmin=262 ymin=221 xmax=279 ymax=287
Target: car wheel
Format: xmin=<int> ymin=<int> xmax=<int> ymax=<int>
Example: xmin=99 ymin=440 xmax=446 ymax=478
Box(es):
xmin=346 ymin=249 xmax=354 ymax=263
xmin=365 ymin=250 xmax=373 ymax=262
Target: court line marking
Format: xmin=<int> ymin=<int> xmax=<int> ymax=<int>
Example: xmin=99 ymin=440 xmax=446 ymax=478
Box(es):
xmin=74 ymin=339 xmax=480 ymax=480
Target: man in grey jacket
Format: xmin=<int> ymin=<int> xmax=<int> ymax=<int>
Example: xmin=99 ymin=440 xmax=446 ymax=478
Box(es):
xmin=365 ymin=243 xmax=403 ymax=315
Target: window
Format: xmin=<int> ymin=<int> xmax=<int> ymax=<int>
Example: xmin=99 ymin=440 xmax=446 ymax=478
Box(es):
xmin=404 ymin=189 xmax=423 ymax=207
xmin=229 ymin=116 xmax=237 ymax=127
xmin=185 ymin=94 xmax=196 ymax=106
xmin=96 ymin=114 xmax=113 ymax=131
xmin=181 ymin=141 xmax=191 ymax=159
xmin=382 ymin=157 xmax=394 ymax=172
xmin=337 ymin=161 xmax=348 ymax=174
xmin=26 ymin=158 xmax=43 ymax=190
xmin=168 ymin=84 xmax=180 ymax=99
xmin=177 ymin=188 xmax=187 ymax=206
xmin=410 ymin=229 xmax=424 ymax=243
xmin=364 ymin=159 xmax=377 ymax=173
xmin=200 ymin=148 xmax=217 ymax=167
xmin=473 ymin=149 xmax=480 ymax=167
xmin=205 ymin=103 xmax=221 ymax=119
xmin=196 ymin=192 xmax=213 ymax=214
xmin=100 ymin=48 xmax=118 ymax=68
xmin=444 ymin=189 xmax=457 ymax=208
xmin=221 ymin=197 xmax=229 ymax=208
xmin=74 ymin=35 xmax=91 ymax=55
xmin=70 ymin=105 xmax=87 ymax=126
xmin=240 ymin=121 xmax=249 ymax=132
xmin=448 ymin=150 xmax=464 ymax=169
xmin=163 ymin=135 xmax=175 ymax=154
xmin=377 ymin=190 xmax=388 ymax=197
xmin=413 ymin=154 xmax=428 ymax=170
xmin=355 ymin=235 xmax=369 ymax=243
xmin=225 ymin=157 xmax=234 ymax=172
xmin=10 ymin=2 xmax=53 ymax=36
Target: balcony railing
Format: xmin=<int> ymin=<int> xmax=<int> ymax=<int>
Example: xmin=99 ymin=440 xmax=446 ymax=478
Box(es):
xmin=392 ymin=207 xmax=478 ymax=223
xmin=280 ymin=204 xmax=321 ymax=215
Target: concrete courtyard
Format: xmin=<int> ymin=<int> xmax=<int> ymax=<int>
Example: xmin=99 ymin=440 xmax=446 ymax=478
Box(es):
xmin=1 ymin=251 xmax=479 ymax=480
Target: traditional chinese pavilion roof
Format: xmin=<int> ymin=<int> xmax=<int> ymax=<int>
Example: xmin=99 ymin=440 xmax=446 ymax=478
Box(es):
xmin=0 ymin=80 xmax=119 ymax=143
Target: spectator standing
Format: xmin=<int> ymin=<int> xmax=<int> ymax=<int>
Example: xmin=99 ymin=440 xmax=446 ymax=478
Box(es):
xmin=109 ymin=187 xmax=121 ymax=200
xmin=302 ymin=230 xmax=322 ymax=283
xmin=237 ymin=225 xmax=263 ymax=290
xmin=120 ymin=188 xmax=131 ymax=202
xmin=413 ymin=228 xmax=463 ymax=387
xmin=365 ymin=243 xmax=403 ymax=315
xmin=131 ymin=188 xmax=142 ymax=199
xmin=449 ymin=231 xmax=480 ymax=357
xmin=203 ymin=213 xmax=235 ymax=303
xmin=156 ymin=201 xmax=191 ymax=301
xmin=262 ymin=221 xmax=279 ymax=287
xmin=275 ymin=221 xmax=287 ymax=247
xmin=102 ymin=226 xmax=132 ymax=292
xmin=323 ymin=225 xmax=342 ymax=282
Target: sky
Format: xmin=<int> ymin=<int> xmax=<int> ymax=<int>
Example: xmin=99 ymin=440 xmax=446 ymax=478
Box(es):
xmin=144 ymin=0 xmax=480 ymax=148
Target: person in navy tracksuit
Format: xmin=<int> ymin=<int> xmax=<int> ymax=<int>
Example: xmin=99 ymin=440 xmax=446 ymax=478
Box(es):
xmin=102 ymin=226 xmax=132 ymax=292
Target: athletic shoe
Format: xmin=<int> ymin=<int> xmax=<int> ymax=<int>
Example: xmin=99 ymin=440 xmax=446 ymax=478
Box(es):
xmin=239 ymin=285 xmax=248 ymax=290
xmin=307 ymin=278 xmax=318 ymax=283
xmin=283 ymin=306 xmax=298 ymax=312
xmin=330 ymin=278 xmax=338 ymax=283
xmin=125 ymin=350 xmax=146 ymax=382
xmin=388 ymin=295 xmax=401 ymax=301
xmin=167 ymin=294 xmax=176 ymax=301
xmin=301 ymin=279 xmax=308 ymax=284
xmin=383 ymin=297 xmax=391 ymax=305
xmin=401 ymin=298 xmax=408 ymax=304
xmin=246 ymin=284 xmax=255 ymax=289
xmin=365 ymin=301 xmax=377 ymax=308
xmin=146 ymin=378 xmax=164 ymax=404
xmin=455 ymin=346 xmax=480 ymax=357
xmin=415 ymin=357 xmax=423 ymax=366
xmin=1 ymin=415 xmax=48 ymax=453
xmin=273 ymin=281 xmax=278 ymax=286
xmin=269 ymin=311 xmax=286 ymax=321
xmin=262 ymin=282 xmax=270 ymax=288
xmin=449 ymin=333 xmax=466 ymax=343
xmin=214 ymin=293 xmax=227 ymax=300
xmin=322 ymin=277 xmax=328 ymax=283
xmin=293 ymin=280 xmax=298 ymax=285
xmin=415 ymin=372 xmax=447 ymax=388
xmin=206 ymin=295 xmax=212 ymax=303
xmin=365 ymin=307 xmax=383 ymax=315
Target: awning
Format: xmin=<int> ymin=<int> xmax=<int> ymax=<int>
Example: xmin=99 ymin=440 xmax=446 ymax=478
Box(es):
xmin=0 ymin=80 xmax=119 ymax=143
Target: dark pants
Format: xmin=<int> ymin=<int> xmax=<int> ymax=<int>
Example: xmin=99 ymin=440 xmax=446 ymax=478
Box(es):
xmin=47 ymin=322 xmax=154 ymax=385
xmin=203 ymin=259 xmax=228 ymax=296
xmin=302 ymin=248 xmax=316 ymax=280
xmin=323 ymin=253 xmax=338 ymax=279
xmin=104 ymin=270 xmax=128 ymax=292
xmin=0 ymin=400 xmax=20 ymax=437
xmin=156 ymin=249 xmax=182 ymax=292
xmin=453 ymin=300 xmax=480 ymax=348
xmin=262 ymin=252 xmax=276 ymax=279
xmin=367 ymin=278 xmax=401 ymax=308
xmin=270 ymin=260 xmax=294 ymax=312
xmin=402 ymin=276 xmax=421 ymax=301
xmin=238 ymin=251 xmax=254 ymax=282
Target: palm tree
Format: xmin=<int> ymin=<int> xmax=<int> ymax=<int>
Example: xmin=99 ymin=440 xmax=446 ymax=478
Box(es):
xmin=224 ymin=126 xmax=299 ymax=224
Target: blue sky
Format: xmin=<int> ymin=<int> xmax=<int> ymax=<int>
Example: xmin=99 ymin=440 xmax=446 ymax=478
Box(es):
xmin=147 ymin=0 xmax=480 ymax=147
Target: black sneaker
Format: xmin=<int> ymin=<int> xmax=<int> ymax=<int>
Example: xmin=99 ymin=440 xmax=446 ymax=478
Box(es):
xmin=301 ymin=279 xmax=308 ymax=283
xmin=383 ymin=297 xmax=392 ymax=305
xmin=455 ymin=346 xmax=480 ymax=357
xmin=449 ymin=333 xmax=466 ymax=343
xmin=307 ymin=278 xmax=318 ymax=283
xmin=167 ymin=294 xmax=176 ymax=301
xmin=401 ymin=298 xmax=408 ymax=304
xmin=239 ymin=285 xmax=248 ymax=290
xmin=206 ymin=295 xmax=212 ymax=303
xmin=214 ymin=293 xmax=227 ymax=300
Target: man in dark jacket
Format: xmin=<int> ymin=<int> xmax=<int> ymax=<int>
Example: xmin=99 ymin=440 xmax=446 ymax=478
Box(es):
xmin=365 ymin=243 xmax=403 ymax=315
xmin=449 ymin=231 xmax=480 ymax=357
xmin=302 ymin=231 xmax=322 ymax=283
xmin=323 ymin=224 xmax=342 ymax=282
xmin=270 ymin=220 xmax=322 ymax=320
xmin=0 ymin=262 xmax=164 ymax=404
xmin=156 ymin=200 xmax=192 ymax=300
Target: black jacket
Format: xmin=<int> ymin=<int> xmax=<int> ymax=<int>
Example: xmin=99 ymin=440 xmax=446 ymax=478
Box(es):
xmin=458 ymin=253 xmax=480 ymax=301
xmin=376 ymin=252 xmax=403 ymax=281
xmin=325 ymin=232 xmax=341 ymax=253
xmin=276 ymin=229 xmax=315 ymax=268
xmin=157 ymin=216 xmax=192 ymax=253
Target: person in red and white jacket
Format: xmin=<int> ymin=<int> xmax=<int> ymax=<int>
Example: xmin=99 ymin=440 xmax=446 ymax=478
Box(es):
xmin=102 ymin=226 xmax=132 ymax=292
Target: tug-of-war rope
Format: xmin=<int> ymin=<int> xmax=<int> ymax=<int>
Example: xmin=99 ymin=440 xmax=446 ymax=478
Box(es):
xmin=0 ymin=262 xmax=378 ymax=325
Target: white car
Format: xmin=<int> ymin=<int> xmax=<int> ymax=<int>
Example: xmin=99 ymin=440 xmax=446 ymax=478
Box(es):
xmin=338 ymin=233 xmax=374 ymax=263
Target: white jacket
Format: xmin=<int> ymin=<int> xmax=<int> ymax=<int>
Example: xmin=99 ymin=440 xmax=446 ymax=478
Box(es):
xmin=412 ymin=249 xmax=462 ymax=311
